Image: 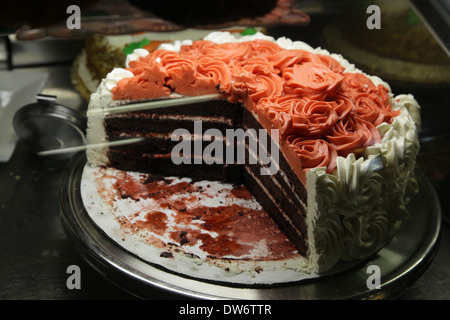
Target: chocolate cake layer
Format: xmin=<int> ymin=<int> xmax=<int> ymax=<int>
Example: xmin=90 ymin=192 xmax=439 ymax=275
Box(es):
xmin=105 ymin=99 xmax=242 ymax=135
xmin=240 ymin=109 xmax=308 ymax=254
xmin=244 ymin=162 xmax=307 ymax=237
xmin=103 ymin=99 xmax=309 ymax=255
xmin=105 ymin=99 xmax=242 ymax=181
xmin=108 ymin=148 xmax=242 ymax=182
xmin=243 ymin=166 xmax=308 ymax=256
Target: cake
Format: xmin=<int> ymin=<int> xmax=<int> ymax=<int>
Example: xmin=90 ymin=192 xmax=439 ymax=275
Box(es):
xmin=85 ymin=31 xmax=421 ymax=274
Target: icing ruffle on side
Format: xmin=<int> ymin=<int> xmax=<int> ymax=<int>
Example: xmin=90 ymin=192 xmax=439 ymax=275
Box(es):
xmin=308 ymin=94 xmax=420 ymax=271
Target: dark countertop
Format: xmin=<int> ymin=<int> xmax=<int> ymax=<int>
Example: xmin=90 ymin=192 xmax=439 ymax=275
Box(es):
xmin=1 ymin=19 xmax=450 ymax=300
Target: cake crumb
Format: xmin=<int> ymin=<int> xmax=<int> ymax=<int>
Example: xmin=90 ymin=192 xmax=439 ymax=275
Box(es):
xmin=160 ymin=251 xmax=173 ymax=258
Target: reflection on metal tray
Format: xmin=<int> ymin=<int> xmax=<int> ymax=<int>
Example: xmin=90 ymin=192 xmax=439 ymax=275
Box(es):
xmin=59 ymin=153 xmax=441 ymax=300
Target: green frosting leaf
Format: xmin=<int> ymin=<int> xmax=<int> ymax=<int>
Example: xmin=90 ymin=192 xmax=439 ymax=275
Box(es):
xmin=241 ymin=27 xmax=257 ymax=36
xmin=123 ymin=38 xmax=150 ymax=55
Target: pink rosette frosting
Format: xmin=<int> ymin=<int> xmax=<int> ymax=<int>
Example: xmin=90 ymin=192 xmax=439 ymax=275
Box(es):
xmin=325 ymin=116 xmax=381 ymax=157
xmin=267 ymin=110 xmax=293 ymax=138
xmin=220 ymin=41 xmax=253 ymax=63
xmin=352 ymin=92 xmax=388 ymax=127
xmin=249 ymin=39 xmax=283 ymax=56
xmin=112 ymin=59 xmax=171 ymax=100
xmin=288 ymin=98 xmax=339 ymax=137
xmin=286 ymin=136 xmax=338 ymax=173
xmin=283 ymin=62 xmax=344 ymax=99
xmin=256 ymin=95 xmax=297 ymax=114
xmin=341 ymin=73 xmax=399 ymax=126
xmin=183 ymin=56 xmax=232 ymax=95
xmin=340 ymin=72 xmax=377 ymax=100
xmin=268 ymin=50 xmax=311 ymax=74
xmin=220 ymin=59 xmax=284 ymax=107
xmin=326 ymin=93 xmax=354 ymax=120
xmin=316 ymin=54 xmax=345 ymax=73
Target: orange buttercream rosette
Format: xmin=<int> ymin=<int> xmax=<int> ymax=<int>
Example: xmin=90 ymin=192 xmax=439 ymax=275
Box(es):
xmin=286 ymin=136 xmax=338 ymax=173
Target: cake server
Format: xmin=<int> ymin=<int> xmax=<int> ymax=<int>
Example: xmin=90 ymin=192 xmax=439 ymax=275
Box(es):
xmin=36 ymin=137 xmax=146 ymax=156
xmin=86 ymin=93 xmax=223 ymax=116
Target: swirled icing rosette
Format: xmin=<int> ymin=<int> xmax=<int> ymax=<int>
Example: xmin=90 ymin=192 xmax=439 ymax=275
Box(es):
xmin=326 ymin=93 xmax=353 ymax=120
xmin=268 ymin=50 xmax=313 ymax=73
xmin=325 ymin=116 xmax=382 ymax=158
xmin=287 ymin=136 xmax=337 ymax=173
xmin=248 ymin=39 xmax=283 ymax=56
xmin=236 ymin=65 xmax=284 ymax=106
xmin=283 ymin=62 xmax=344 ymax=99
xmin=352 ymin=92 xmax=389 ymax=126
xmin=352 ymin=91 xmax=399 ymax=126
xmin=309 ymin=154 xmax=397 ymax=267
xmin=316 ymin=54 xmax=346 ymax=73
xmin=186 ymin=41 xmax=253 ymax=65
xmin=340 ymin=72 xmax=377 ymax=98
xmin=288 ymin=98 xmax=339 ymax=137
xmin=111 ymin=61 xmax=170 ymax=100
xmin=254 ymin=96 xmax=294 ymax=138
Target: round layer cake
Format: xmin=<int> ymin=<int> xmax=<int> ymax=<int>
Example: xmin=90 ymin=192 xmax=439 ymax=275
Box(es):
xmin=84 ymin=31 xmax=421 ymax=282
